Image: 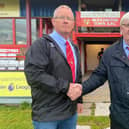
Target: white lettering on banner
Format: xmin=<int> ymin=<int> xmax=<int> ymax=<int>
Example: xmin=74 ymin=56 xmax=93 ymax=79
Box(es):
xmin=81 ymin=11 xmax=120 ymax=18
xmin=0 ymin=48 xmax=19 ymax=53
xmin=16 ymin=85 xmax=30 ymax=90
xmin=0 ymin=86 xmax=6 ymax=89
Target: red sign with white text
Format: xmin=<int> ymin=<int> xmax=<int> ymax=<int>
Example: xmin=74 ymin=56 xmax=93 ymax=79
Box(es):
xmin=76 ymin=11 xmax=124 ymax=27
xmin=80 ymin=17 xmax=120 ymax=27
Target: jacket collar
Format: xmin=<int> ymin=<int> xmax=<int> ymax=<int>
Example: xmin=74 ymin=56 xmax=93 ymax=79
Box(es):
xmin=43 ymin=34 xmax=78 ymax=72
xmin=112 ymin=38 xmax=129 ymax=66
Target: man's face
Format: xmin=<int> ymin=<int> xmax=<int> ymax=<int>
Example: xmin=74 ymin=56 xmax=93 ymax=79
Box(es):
xmin=120 ymin=19 xmax=129 ymax=44
xmin=52 ymin=8 xmax=74 ymax=36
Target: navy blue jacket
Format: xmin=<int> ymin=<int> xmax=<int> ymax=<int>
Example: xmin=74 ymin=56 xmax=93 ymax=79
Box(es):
xmin=83 ymin=38 xmax=129 ymax=129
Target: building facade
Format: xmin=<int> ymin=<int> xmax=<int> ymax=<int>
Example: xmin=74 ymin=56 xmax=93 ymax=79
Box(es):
xmin=0 ymin=0 xmax=126 ymax=103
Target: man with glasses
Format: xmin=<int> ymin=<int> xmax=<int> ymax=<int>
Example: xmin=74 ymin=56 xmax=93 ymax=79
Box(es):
xmin=24 ymin=5 xmax=82 ymax=129
xmin=69 ymin=12 xmax=129 ymax=129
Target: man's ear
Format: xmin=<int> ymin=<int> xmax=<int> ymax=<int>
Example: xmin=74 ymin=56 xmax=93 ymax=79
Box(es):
xmin=51 ymin=18 xmax=55 ymax=26
xmin=120 ymin=26 xmax=123 ymax=35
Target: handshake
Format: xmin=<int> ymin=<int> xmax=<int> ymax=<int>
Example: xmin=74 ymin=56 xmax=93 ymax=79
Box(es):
xmin=67 ymin=83 xmax=82 ymax=101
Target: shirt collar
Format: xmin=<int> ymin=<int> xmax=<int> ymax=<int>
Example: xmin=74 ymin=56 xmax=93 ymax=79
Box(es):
xmin=49 ymin=30 xmax=71 ymax=45
xmin=50 ymin=30 xmax=69 ymax=45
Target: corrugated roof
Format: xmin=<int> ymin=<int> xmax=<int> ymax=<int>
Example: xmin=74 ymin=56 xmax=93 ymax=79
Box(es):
xmin=20 ymin=0 xmax=78 ymax=17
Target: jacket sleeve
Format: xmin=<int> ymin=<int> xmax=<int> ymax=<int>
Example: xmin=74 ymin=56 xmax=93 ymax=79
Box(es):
xmin=77 ymin=71 xmax=83 ymax=103
xmin=24 ymin=38 xmax=69 ymax=94
xmin=75 ymin=45 xmax=83 ymax=103
xmin=82 ymin=52 xmax=108 ymax=95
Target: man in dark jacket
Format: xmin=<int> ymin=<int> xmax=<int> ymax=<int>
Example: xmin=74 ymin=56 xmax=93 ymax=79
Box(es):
xmin=24 ymin=5 xmax=82 ymax=129
xmin=97 ymin=48 xmax=104 ymax=62
xmin=69 ymin=12 xmax=129 ymax=129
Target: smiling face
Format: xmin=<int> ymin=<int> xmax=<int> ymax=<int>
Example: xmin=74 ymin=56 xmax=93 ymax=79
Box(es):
xmin=52 ymin=6 xmax=74 ymax=39
xmin=120 ymin=18 xmax=129 ymax=45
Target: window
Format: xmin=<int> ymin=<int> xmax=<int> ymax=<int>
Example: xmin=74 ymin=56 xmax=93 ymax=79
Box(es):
xmin=31 ymin=19 xmax=37 ymax=42
xmin=16 ymin=19 xmax=27 ymax=45
xmin=0 ymin=19 xmax=13 ymax=44
xmin=16 ymin=19 xmax=37 ymax=44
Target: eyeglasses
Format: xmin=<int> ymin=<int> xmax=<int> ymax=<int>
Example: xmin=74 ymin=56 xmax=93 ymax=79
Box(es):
xmin=122 ymin=24 xmax=129 ymax=28
xmin=54 ymin=16 xmax=74 ymax=21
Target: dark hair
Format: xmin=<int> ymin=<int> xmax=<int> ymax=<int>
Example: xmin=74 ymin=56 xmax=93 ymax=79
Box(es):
xmin=81 ymin=3 xmax=87 ymax=11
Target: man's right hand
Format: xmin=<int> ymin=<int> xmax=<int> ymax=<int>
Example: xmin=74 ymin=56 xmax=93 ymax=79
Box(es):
xmin=67 ymin=83 xmax=82 ymax=101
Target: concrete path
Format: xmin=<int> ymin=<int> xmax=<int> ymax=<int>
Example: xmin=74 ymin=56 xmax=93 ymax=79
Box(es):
xmin=95 ymin=103 xmax=110 ymax=116
xmin=80 ymin=72 xmax=111 ymax=116
xmin=77 ymin=125 xmax=110 ymax=129
xmin=77 ymin=125 xmax=91 ymax=129
xmin=77 ymin=72 xmax=111 ymax=129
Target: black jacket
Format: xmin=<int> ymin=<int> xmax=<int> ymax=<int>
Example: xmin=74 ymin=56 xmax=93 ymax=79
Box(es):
xmin=83 ymin=38 xmax=129 ymax=129
xmin=24 ymin=35 xmax=82 ymax=121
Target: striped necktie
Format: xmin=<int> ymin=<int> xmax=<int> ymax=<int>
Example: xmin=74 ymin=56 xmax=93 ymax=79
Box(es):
xmin=66 ymin=41 xmax=75 ymax=82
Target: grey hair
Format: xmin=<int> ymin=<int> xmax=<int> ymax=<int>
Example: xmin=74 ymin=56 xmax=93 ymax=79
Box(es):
xmin=120 ymin=12 xmax=129 ymax=26
xmin=53 ymin=5 xmax=73 ymax=18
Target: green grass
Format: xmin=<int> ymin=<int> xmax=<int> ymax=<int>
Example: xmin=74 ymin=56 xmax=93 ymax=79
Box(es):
xmin=0 ymin=104 xmax=32 ymax=129
xmin=78 ymin=116 xmax=110 ymax=129
xmin=90 ymin=102 xmax=96 ymax=116
xmin=0 ymin=104 xmax=110 ymax=129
